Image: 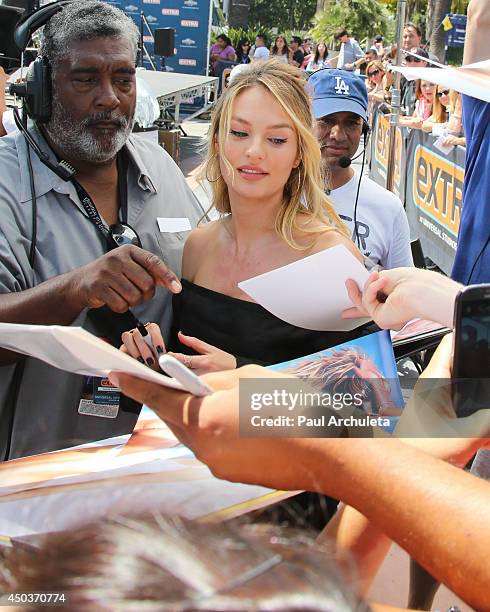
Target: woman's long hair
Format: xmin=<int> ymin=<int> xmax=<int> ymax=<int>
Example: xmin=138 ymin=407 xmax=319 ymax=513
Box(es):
xmin=271 ymin=35 xmax=289 ymax=57
xmin=236 ymin=38 xmax=251 ymax=63
xmin=313 ymin=42 xmax=328 ymax=64
xmin=286 ymin=347 xmax=373 ymax=396
xmin=198 ymin=59 xmax=348 ymax=249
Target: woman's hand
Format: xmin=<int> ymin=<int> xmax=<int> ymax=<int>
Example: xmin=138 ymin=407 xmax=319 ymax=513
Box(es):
xmin=169 ymin=331 xmax=237 ymax=374
xmin=442 ymin=134 xmax=465 ymax=147
xmin=342 ymin=268 xmax=462 ymax=330
xmin=120 ymin=322 xmax=165 ymax=370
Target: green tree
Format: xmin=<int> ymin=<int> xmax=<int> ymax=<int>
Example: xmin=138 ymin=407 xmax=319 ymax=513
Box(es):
xmin=311 ymin=0 xmax=395 ymax=46
xmin=450 ymin=0 xmax=468 ymax=12
xmin=249 ymin=0 xmax=317 ymax=32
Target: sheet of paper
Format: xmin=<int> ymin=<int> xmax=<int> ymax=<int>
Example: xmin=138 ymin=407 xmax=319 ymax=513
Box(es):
xmin=0 ymin=323 xmax=188 ymax=391
xmin=238 ymin=245 xmax=370 ymax=331
xmin=433 ymin=135 xmax=455 ymax=155
xmin=392 ymin=60 xmax=490 ymax=104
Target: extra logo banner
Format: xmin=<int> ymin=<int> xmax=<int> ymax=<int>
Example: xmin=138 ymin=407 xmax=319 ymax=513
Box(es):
xmin=368 ymin=106 xmax=466 ymax=275
xmin=370 ymin=111 xmax=406 ymax=200
xmin=405 ymin=131 xmax=465 ymax=274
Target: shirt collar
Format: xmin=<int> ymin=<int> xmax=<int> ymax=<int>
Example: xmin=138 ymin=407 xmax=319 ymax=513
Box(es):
xmin=17 ymin=129 xmax=157 ymax=203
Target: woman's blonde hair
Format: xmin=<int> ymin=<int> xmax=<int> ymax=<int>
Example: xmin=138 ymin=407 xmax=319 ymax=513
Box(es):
xmin=365 ymin=60 xmax=385 ymax=80
xmin=199 ymin=59 xmax=348 ymax=249
xmin=286 ymin=347 xmax=372 ymax=395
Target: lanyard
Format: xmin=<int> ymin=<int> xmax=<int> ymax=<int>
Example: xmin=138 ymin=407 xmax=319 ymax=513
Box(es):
xmin=71 ymin=153 xmax=128 ymax=251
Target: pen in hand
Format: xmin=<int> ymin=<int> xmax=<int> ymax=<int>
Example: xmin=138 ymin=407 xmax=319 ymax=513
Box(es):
xmin=136 ymin=321 xmax=159 ymax=358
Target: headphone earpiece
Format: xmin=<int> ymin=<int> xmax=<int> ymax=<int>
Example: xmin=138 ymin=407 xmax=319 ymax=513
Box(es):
xmin=9 ymin=1 xmax=72 ymax=123
xmin=10 ymin=56 xmax=52 ymax=123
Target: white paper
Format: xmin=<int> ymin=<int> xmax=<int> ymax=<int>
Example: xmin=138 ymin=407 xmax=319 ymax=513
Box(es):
xmin=433 ymin=135 xmax=455 ymax=155
xmin=157 ymin=217 xmax=192 ymax=232
xmin=392 ymin=60 xmax=490 ymax=104
xmin=0 ymin=323 xmax=191 ymax=392
xmin=238 ymin=245 xmax=370 ymax=331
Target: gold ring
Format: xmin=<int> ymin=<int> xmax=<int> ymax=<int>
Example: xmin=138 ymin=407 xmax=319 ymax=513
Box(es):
xmin=184 ymin=355 xmax=193 ymax=369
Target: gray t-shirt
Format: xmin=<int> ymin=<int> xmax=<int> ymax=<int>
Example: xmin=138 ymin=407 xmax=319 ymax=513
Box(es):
xmin=0 ymin=130 xmax=205 ymax=459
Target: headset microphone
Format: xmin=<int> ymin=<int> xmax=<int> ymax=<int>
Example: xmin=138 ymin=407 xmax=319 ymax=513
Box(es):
xmin=337 ymin=148 xmax=367 ymax=168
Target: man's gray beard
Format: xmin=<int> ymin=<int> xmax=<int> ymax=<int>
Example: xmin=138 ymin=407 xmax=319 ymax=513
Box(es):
xmin=44 ymin=95 xmax=134 ymax=163
xmin=320 ymin=154 xmax=333 ymax=190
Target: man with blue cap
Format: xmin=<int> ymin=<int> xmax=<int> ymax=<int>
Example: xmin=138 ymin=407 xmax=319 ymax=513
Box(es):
xmin=308 ymin=69 xmax=412 ymax=269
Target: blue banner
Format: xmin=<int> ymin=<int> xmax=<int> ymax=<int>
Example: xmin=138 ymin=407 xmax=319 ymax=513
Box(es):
xmin=105 ymin=0 xmax=211 ymax=75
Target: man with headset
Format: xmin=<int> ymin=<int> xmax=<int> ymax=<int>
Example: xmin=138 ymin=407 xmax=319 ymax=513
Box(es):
xmin=0 ymin=1 xmax=204 ymax=459
xmin=309 ymin=69 xmax=413 ymax=269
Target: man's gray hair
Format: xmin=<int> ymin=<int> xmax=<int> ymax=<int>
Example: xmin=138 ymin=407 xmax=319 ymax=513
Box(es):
xmin=40 ymin=0 xmax=140 ymax=69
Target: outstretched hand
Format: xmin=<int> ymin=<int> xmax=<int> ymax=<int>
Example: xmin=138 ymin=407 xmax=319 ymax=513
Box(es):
xmin=168 ymin=331 xmax=237 ymax=375
xmin=342 ymin=268 xmax=461 ymax=330
xmin=108 ymin=365 xmax=329 ymax=491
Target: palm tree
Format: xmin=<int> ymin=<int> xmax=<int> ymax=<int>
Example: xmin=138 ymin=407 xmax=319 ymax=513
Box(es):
xmin=429 ymin=0 xmax=452 ymax=60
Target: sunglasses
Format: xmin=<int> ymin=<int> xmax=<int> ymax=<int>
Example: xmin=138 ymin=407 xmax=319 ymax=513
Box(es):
xmin=406 ymin=56 xmax=423 ymax=63
xmin=436 ymin=89 xmax=450 ymax=97
xmin=368 ymin=69 xmax=381 ymax=77
xmin=109 ymin=222 xmax=142 ymax=248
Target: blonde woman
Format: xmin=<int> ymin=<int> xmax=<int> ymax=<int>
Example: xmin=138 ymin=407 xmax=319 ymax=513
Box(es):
xmin=365 ymin=60 xmax=386 ymax=103
xmin=122 ymin=60 xmax=365 ymax=373
xmin=421 ymin=85 xmax=451 ymax=132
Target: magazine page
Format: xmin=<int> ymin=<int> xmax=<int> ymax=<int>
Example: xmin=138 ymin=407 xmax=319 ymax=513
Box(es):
xmin=268 ymin=330 xmax=404 ymax=432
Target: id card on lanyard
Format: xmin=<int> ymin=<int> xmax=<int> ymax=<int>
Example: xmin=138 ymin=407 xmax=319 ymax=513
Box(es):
xmin=78 ymin=376 xmax=121 ymax=418
xmin=74 ymin=153 xmax=133 ymax=419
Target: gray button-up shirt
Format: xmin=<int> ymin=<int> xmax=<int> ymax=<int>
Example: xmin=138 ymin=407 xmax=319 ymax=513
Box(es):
xmin=337 ymin=38 xmax=364 ymax=70
xmin=0 ymin=129 xmax=206 ymax=459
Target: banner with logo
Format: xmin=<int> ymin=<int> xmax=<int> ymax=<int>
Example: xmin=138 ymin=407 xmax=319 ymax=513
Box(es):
xmin=369 ymin=111 xmax=407 ymax=202
xmin=369 ymin=107 xmax=466 ymax=275
xmin=105 ymin=0 xmax=211 ymax=76
xmin=405 ymin=130 xmax=465 ymax=275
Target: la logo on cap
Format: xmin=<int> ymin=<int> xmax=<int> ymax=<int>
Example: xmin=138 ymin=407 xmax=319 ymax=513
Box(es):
xmin=334 ymin=76 xmax=350 ymax=95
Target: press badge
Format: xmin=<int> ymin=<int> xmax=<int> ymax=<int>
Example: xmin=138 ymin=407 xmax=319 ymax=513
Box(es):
xmin=78 ymin=376 xmax=120 ymax=419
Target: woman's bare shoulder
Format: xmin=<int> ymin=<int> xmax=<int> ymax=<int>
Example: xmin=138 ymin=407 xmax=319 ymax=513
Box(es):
xmin=182 ymin=219 xmax=223 ymax=280
xmin=307 ymin=225 xmax=364 ymax=263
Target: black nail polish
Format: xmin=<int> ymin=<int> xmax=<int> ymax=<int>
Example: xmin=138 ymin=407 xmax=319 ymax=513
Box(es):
xmin=156 ymin=345 xmax=164 ymax=354
xmin=137 ymin=356 xmax=144 ymax=363
xmin=147 ymin=357 xmax=154 ymax=366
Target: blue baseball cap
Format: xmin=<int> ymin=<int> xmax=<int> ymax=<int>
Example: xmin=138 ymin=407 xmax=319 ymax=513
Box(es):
xmin=308 ymin=69 xmax=368 ymax=122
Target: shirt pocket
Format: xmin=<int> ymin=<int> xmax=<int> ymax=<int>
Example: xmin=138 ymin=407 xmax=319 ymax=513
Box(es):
xmin=155 ymin=229 xmax=191 ymax=278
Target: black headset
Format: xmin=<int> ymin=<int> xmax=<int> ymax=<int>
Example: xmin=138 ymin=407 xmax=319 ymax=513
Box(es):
xmin=10 ymin=1 xmax=73 ymax=123
xmin=10 ymin=0 xmax=75 ymax=181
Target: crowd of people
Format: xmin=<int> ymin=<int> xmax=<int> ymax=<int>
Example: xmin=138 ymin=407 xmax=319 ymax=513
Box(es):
xmin=210 ymin=23 xmax=466 ymax=150
xmin=0 ymin=0 xmax=489 ymax=610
